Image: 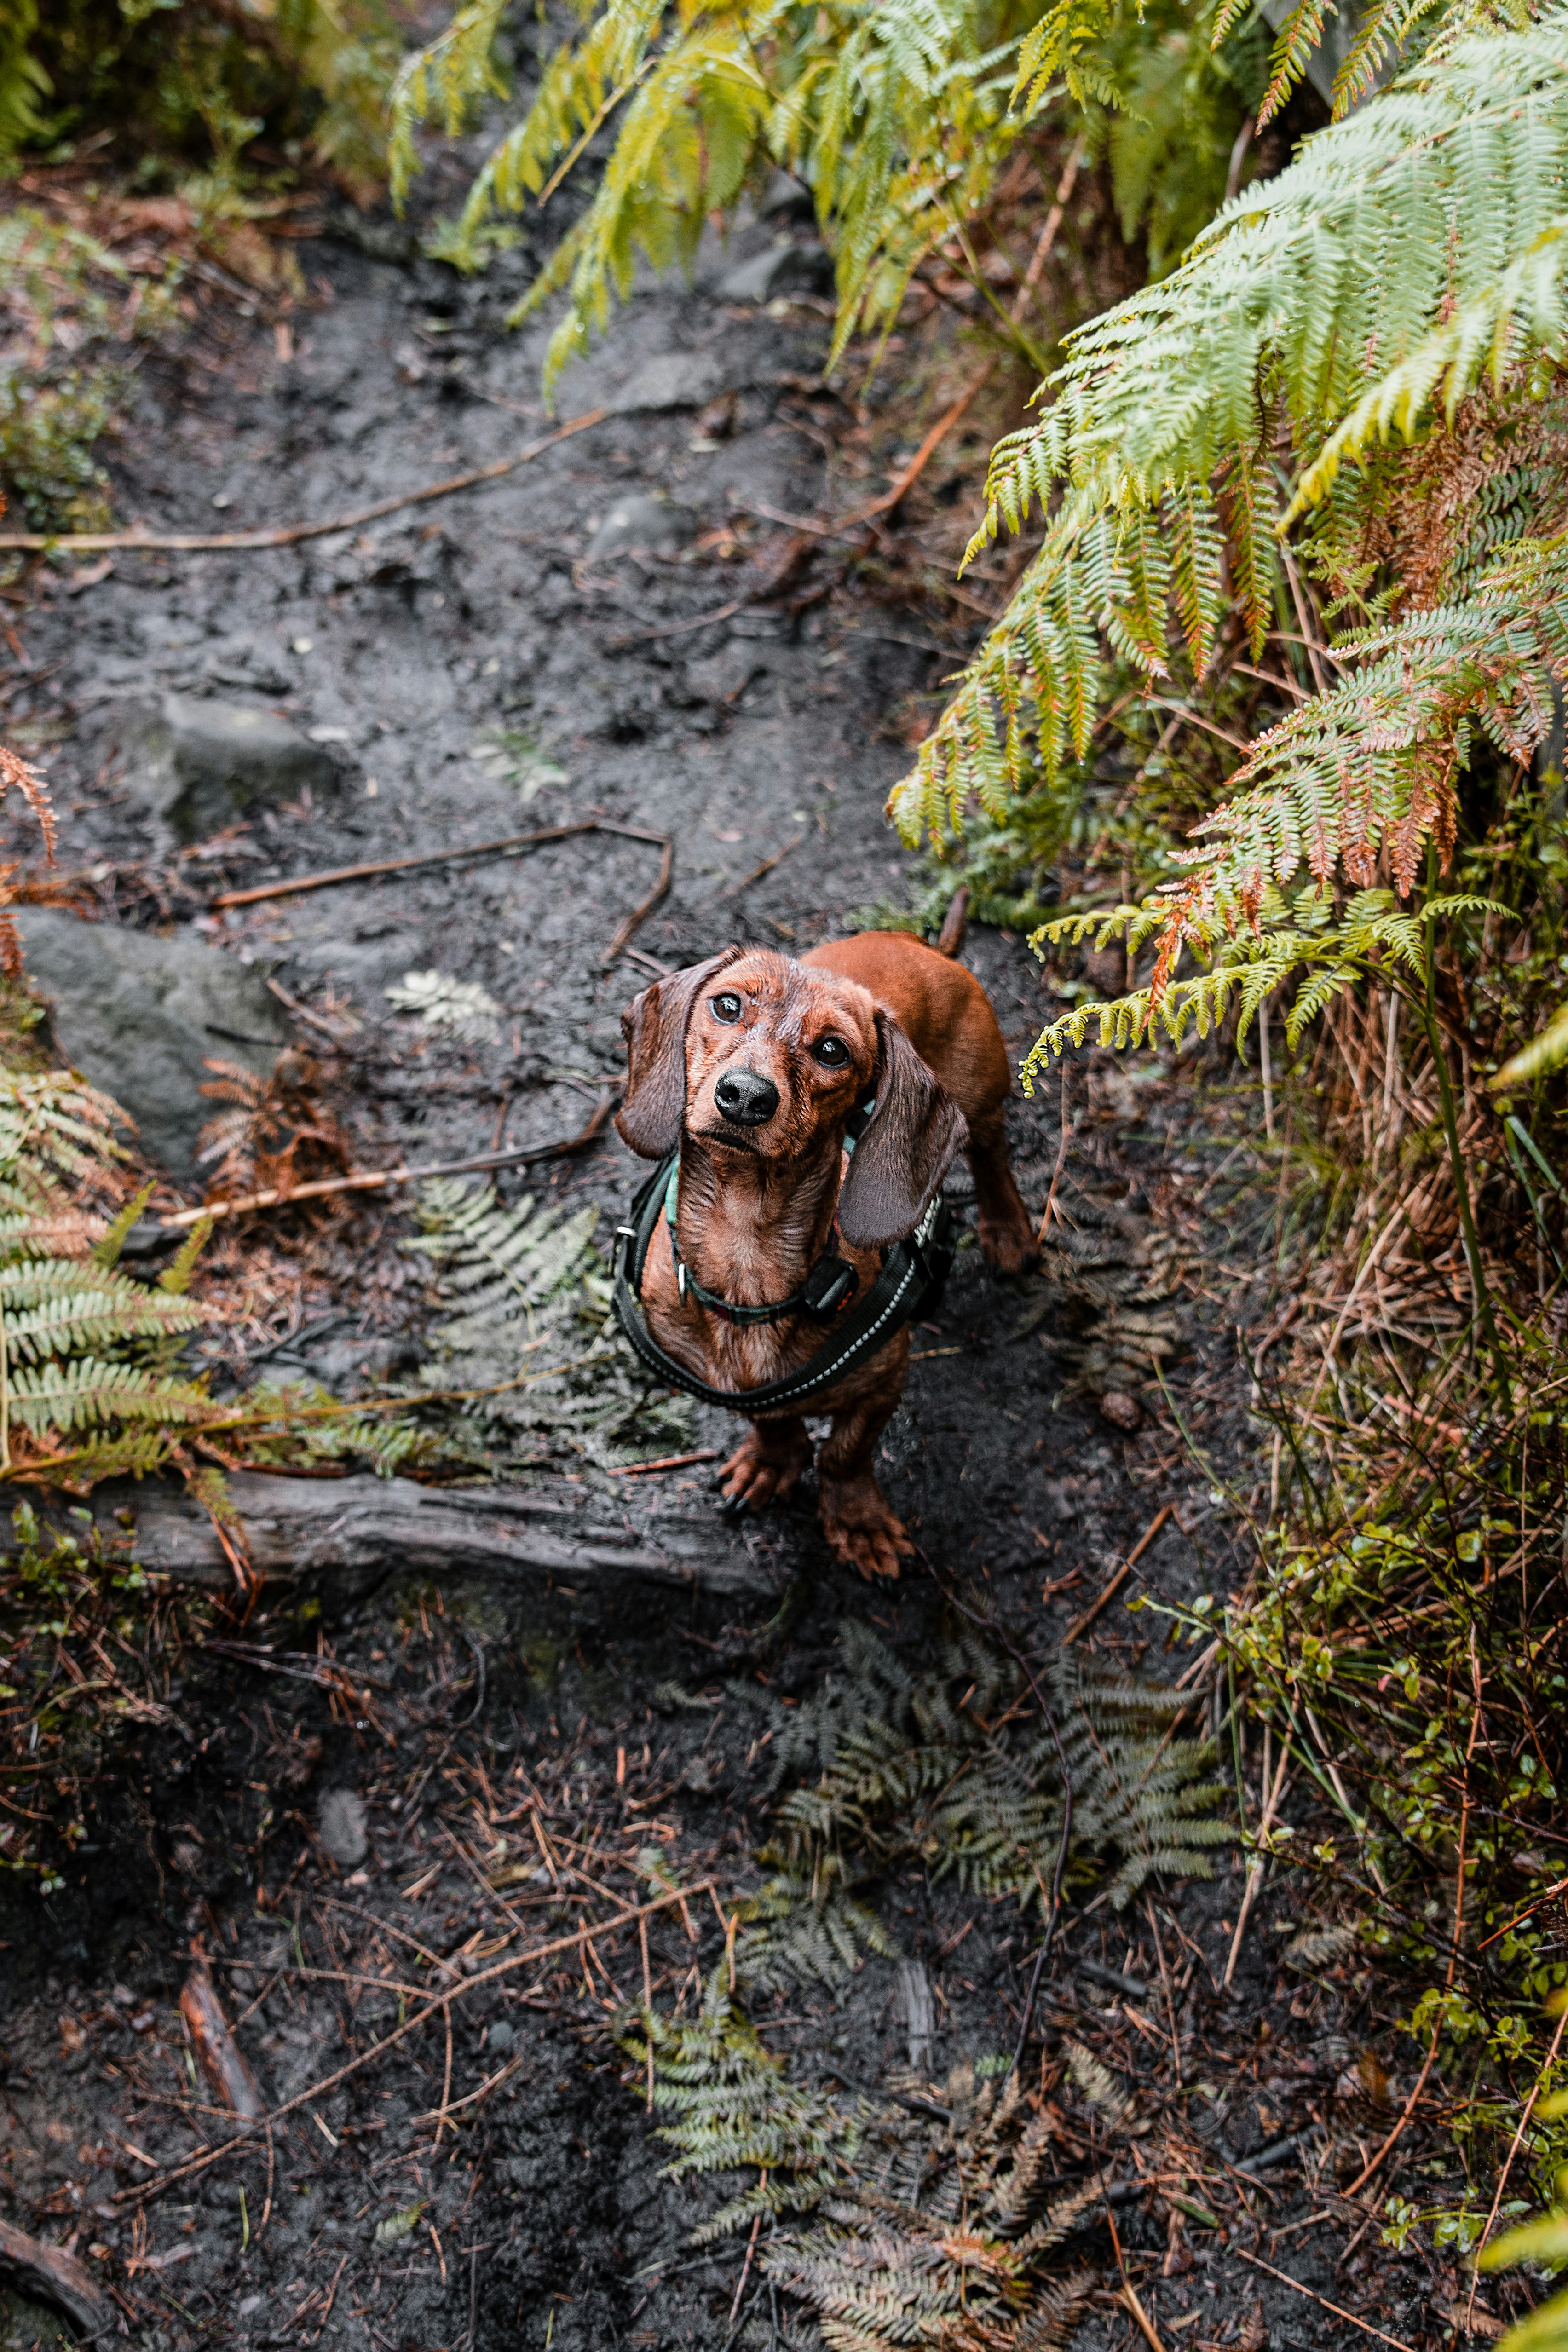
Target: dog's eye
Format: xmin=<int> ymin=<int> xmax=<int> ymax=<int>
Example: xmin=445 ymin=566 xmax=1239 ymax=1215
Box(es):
xmin=813 ymin=1035 xmax=850 ymax=1067
xmin=711 ymin=992 xmax=743 ymax=1024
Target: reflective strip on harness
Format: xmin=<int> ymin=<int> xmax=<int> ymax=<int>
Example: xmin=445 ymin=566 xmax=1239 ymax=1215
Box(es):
xmin=611 ymin=1153 xmax=951 ymax=1416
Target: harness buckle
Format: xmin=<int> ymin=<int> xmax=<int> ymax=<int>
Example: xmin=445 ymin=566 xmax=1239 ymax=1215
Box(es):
xmin=801 ymin=1254 xmax=859 ymax=1320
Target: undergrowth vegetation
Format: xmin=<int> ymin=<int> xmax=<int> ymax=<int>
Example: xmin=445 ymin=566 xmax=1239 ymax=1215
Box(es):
xmin=618 ymin=1624 xmax=1228 ymax=2344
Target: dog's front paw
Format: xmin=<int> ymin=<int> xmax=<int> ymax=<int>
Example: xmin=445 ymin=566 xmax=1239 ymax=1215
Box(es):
xmin=718 ymin=1425 xmax=812 ymax=1515
xmin=978 ymin=1205 xmax=1039 ymax=1277
xmin=818 ymin=1476 xmax=913 ymax=1581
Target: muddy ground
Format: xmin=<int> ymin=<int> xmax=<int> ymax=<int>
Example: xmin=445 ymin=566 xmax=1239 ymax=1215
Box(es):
xmin=0 ymin=184 xmax=1480 ymax=2352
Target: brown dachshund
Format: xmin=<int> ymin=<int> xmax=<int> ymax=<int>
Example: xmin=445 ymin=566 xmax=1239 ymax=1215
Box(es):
xmin=616 ymin=932 xmax=1037 ymax=1578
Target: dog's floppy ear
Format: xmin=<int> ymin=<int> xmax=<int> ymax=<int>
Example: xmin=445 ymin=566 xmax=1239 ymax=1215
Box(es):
xmin=836 ymin=1009 xmax=966 ymax=1249
xmin=615 ymin=947 xmax=744 ymax=1159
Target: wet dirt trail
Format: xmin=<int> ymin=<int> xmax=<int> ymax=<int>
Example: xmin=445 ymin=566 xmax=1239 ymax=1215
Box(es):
xmin=0 ymin=204 xmax=1432 ymax=2352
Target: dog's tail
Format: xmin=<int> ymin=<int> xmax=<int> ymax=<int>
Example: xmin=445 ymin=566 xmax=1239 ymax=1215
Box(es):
xmin=934 ymin=885 xmax=969 ymax=960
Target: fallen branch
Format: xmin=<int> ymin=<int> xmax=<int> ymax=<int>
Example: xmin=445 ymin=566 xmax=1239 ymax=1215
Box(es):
xmin=0 ymin=409 xmax=609 ymax=553
xmin=158 ymin=1092 xmax=615 ymax=1229
xmin=0 ymin=2217 xmax=113 ymax=2340
xmin=209 ymin=817 xmax=669 ymax=920
xmin=35 ymin=1467 xmax=773 ymax=1598
xmin=1061 ymin=1504 xmax=1174 ymax=1645
xmin=113 ymin=1881 xmax=714 ymax=2208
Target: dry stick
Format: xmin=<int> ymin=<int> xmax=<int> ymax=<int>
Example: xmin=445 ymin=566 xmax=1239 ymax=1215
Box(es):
xmin=919 ymin=1555 xmax=1072 ymax=2074
xmin=1036 ymin=1061 xmax=1075 ymax=1245
xmin=112 ymin=1881 xmax=712 ymax=2208
xmin=0 ymin=409 xmax=611 ymax=553
xmin=209 ymin=817 xmax=669 ymax=914
xmin=726 ymin=2209 xmax=764 ymax=2335
xmin=1345 ymin=1686 xmax=1481 ymax=2202
xmin=1014 ymin=136 xmax=1089 ymax=312
xmin=1144 ymin=1897 xmax=1183 ymax=2089
xmin=603 ymin=834 xmax=674 ymax=964
xmin=1103 ymin=2193 xmax=1166 ymax=2352
xmin=720 ymin=835 xmax=802 ymax=900
xmin=1061 ymin=1505 xmax=1174 ymax=1646
xmin=1233 ymin=2249 xmax=1417 ymax=2352
xmin=836 ymin=370 xmax=994 ymax=531
xmin=1465 ymin=2000 xmax=1568 ymax=2294
xmin=639 ymin=1916 xmax=655 ymax=2114
xmin=611 ymin=1448 xmax=722 ymax=1478
xmin=1223 ymin=1740 xmax=1291 ymax=1989
xmin=157 ymin=1092 xmax=615 ymax=1230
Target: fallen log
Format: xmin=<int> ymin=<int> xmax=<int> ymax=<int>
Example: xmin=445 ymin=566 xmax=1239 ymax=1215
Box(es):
xmin=0 ymin=2216 xmax=113 ymax=2340
xmin=17 ymin=1470 xmax=776 ymax=1600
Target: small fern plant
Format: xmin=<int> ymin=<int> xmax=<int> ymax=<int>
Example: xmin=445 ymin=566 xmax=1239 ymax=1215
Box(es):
xmin=0 ymin=1070 xmax=218 ymax=1491
xmin=738 ymin=1619 xmax=1231 ymax=1935
xmin=624 ymin=1979 xmax=1109 ymax=2346
xmin=404 ymin=1176 xmax=692 ymax=1469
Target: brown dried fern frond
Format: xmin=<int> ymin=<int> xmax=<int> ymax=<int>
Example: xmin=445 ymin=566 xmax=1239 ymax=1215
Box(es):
xmin=197 ymin=1050 xmax=350 ymax=1204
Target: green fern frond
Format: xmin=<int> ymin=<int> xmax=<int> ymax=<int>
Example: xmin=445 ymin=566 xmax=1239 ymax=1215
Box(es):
xmin=890 ymin=15 xmax=1568 ymax=871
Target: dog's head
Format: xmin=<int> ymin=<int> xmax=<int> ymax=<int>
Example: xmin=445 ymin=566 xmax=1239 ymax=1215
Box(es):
xmin=616 ymin=946 xmax=964 ymax=1247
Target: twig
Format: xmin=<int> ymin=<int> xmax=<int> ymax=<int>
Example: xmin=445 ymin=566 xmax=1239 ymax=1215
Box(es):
xmin=603 ymin=835 xmax=674 ymax=963
xmin=112 ymin=1880 xmax=715 ymax=2207
xmin=610 ymin=1449 xmax=722 ymax=1477
xmin=1233 ymin=2248 xmax=1418 ymax=2352
xmin=210 ymin=818 xmax=669 ymax=914
xmin=1103 ymin=2193 xmax=1166 ymax=2352
xmin=719 ymin=836 xmax=801 ymax=899
xmin=1013 ymin=137 xmax=1088 ymax=314
xmin=1144 ymin=1898 xmax=1183 ymax=2088
xmin=836 ymin=370 xmax=993 ymax=530
xmin=917 ymin=1554 xmax=1072 ymax=2073
xmin=0 ymin=410 xmax=610 ymax=552
xmin=611 ymin=531 xmax=813 ymax=648
xmin=1223 ymin=1740 xmax=1290 ymax=1988
xmin=1061 ymin=1505 xmax=1174 ymax=1645
xmin=1037 ymin=1062 xmax=1074 ymax=1243
xmin=726 ymin=2210 xmax=764 ymax=2336
xmin=1465 ymin=1993 xmax=1568 ymax=2292
xmin=158 ymin=1094 xmax=615 ymax=1229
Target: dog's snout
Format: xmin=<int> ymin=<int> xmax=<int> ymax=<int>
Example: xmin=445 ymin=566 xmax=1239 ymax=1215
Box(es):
xmin=714 ymin=1067 xmax=780 ymax=1128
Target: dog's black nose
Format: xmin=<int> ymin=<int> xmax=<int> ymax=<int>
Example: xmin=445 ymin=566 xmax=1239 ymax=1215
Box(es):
xmin=715 ymin=1068 xmax=779 ymax=1127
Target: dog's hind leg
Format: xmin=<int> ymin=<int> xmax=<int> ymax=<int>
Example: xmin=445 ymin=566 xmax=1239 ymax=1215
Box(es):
xmin=816 ymin=1394 xmax=912 ymax=1580
xmin=965 ymin=1104 xmax=1038 ymax=1276
xmin=718 ymin=1416 xmax=813 ymax=1516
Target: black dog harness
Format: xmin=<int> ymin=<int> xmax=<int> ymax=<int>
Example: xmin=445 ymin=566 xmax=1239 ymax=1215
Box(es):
xmin=611 ymin=1100 xmax=955 ymax=1414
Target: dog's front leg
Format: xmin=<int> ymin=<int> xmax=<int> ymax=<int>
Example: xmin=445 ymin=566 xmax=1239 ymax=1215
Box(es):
xmin=964 ymin=1104 xmax=1039 ymax=1275
xmin=816 ymin=1391 xmax=912 ymax=1581
xmin=719 ymin=1416 xmax=813 ymax=1516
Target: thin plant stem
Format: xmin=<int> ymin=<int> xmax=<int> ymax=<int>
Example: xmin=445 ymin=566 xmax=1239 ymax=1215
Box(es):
xmin=1421 ymin=892 xmax=1500 ymax=1366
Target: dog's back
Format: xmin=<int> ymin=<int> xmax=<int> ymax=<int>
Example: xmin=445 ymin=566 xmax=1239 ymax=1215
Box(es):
xmin=801 ymin=932 xmax=1011 ymax=1126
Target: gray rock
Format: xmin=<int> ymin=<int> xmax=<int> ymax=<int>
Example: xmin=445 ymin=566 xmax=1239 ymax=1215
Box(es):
xmin=585 ymin=493 xmax=698 ymax=563
xmin=719 ymin=242 xmax=833 ymax=303
xmin=13 ymin=910 xmax=285 ymax=1176
xmin=116 ymin=692 xmax=336 ymax=841
xmin=317 ymin=1788 xmax=369 ymax=1868
xmin=684 ymin=644 xmax=768 ymax=706
xmin=758 ymin=169 xmax=816 ymax=222
xmin=487 ymin=2020 xmax=517 ymax=2054
xmin=608 ymin=352 xmax=736 ymax=414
